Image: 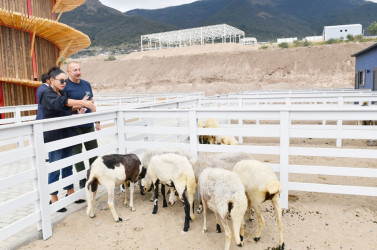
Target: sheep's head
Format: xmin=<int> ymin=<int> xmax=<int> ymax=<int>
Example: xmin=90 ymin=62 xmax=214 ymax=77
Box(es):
xmin=140 ymin=177 xmax=153 ymax=193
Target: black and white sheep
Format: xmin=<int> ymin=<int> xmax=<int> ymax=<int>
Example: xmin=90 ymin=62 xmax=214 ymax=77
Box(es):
xmin=141 ymin=153 xmax=196 ymax=232
xmin=85 ymin=154 xmax=145 ymax=222
xmin=198 ymin=167 xmax=247 ymax=250
xmin=233 ymin=160 xmax=284 ymax=250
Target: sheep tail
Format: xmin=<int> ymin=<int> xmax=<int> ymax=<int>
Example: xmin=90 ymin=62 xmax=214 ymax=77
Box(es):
xmin=228 ymin=201 xmax=233 ymax=213
xmin=266 ymin=180 xmax=282 ymax=197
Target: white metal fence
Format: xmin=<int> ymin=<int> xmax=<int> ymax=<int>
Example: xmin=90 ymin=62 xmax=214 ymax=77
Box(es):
xmin=1 ymin=104 xmax=377 ymax=243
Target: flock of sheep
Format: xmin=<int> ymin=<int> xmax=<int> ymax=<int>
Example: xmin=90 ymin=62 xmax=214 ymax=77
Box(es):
xmin=83 ymin=119 xmax=284 ymax=250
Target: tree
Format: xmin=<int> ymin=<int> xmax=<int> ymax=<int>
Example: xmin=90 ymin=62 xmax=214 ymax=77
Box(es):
xmin=367 ymin=21 xmax=377 ymax=35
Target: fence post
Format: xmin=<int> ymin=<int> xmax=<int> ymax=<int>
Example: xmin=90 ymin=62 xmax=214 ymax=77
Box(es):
xmin=117 ymin=111 xmax=126 ymax=154
xmin=336 ymin=97 xmax=344 ymax=147
xmin=238 ymin=98 xmax=243 ymax=144
xmin=32 ymin=123 xmax=53 ymax=240
xmin=189 ymin=110 xmax=198 ymax=161
xmin=280 ymin=111 xmax=289 ymax=209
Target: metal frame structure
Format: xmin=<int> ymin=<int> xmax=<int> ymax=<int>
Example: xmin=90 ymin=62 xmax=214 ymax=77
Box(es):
xmin=141 ymin=24 xmax=245 ymax=51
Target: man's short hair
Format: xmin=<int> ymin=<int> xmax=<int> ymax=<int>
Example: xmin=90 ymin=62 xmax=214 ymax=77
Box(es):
xmin=41 ymin=73 xmax=49 ymax=83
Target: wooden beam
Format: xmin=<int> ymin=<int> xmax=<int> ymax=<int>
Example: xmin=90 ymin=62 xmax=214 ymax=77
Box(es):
xmin=30 ymin=27 xmax=36 ymax=57
xmin=56 ymin=40 xmax=73 ymax=65
xmin=52 ymin=0 xmax=63 ymax=13
xmin=55 ymin=9 xmax=64 ymax=22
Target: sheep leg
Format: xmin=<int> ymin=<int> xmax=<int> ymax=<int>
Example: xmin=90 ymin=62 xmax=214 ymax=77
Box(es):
xmin=247 ymin=197 xmax=253 ymax=222
xmin=123 ymin=181 xmax=128 ymax=207
xmin=106 ymin=183 xmax=122 ymax=222
xmin=85 ymin=176 xmax=98 ymax=218
xmin=201 ymin=198 xmax=208 ymax=233
xmin=129 ymin=182 xmax=135 ymax=212
xmin=215 ymin=213 xmax=222 ymax=233
xmin=161 ymin=184 xmax=168 ymax=208
xmin=197 ymin=199 xmax=203 ymax=214
xmin=152 ymin=180 xmax=160 ymax=214
xmin=218 ymin=216 xmax=232 ymax=250
xmin=231 ymin=212 xmax=245 ymax=247
xmin=182 ymin=190 xmax=191 ymax=232
xmin=253 ymin=204 xmax=264 ymax=242
xmin=139 ymin=179 xmax=145 ymax=195
xmin=272 ymin=196 xmax=284 ymax=250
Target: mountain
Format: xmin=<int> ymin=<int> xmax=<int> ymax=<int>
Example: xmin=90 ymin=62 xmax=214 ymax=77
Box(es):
xmin=60 ymin=0 xmax=377 ymax=48
xmin=126 ymin=0 xmax=377 ymax=41
xmin=59 ymin=0 xmax=177 ymax=47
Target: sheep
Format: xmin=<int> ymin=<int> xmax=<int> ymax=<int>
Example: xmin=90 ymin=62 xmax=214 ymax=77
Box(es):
xmin=140 ymin=148 xmax=195 ymax=205
xmin=193 ymin=152 xmax=254 ymax=182
xmin=193 ymin=152 xmax=254 ymax=213
xmin=233 ymin=160 xmax=284 ymax=250
xmin=141 ymin=153 xmax=196 ymax=232
xmin=198 ymin=167 xmax=247 ymax=250
xmin=85 ymin=154 xmax=145 ymax=222
xmin=216 ymin=135 xmax=239 ymax=145
xmin=199 ymin=118 xmax=219 ymax=144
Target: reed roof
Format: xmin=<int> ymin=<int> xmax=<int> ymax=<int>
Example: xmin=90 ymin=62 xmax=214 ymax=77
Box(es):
xmin=0 ymin=8 xmax=90 ymax=62
xmin=55 ymin=0 xmax=87 ymax=13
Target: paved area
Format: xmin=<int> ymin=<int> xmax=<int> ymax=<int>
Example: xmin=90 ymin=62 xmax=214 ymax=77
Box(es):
xmin=0 ymin=137 xmax=112 ymax=249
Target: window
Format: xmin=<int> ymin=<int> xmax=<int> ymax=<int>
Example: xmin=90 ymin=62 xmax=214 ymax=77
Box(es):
xmin=357 ymin=70 xmax=365 ymax=87
xmin=345 ymin=29 xmax=347 ymax=32
xmin=340 ymin=30 xmax=343 ymax=32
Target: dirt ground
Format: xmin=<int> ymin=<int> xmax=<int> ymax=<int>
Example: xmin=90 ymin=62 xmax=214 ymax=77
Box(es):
xmin=62 ymin=42 xmax=375 ymax=96
xmin=21 ymin=43 xmax=377 ymax=249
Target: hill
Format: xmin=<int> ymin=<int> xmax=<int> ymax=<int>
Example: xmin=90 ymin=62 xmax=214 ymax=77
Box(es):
xmin=60 ymin=0 xmax=377 ymax=47
xmin=65 ymin=42 xmax=375 ymax=96
xmin=59 ymin=0 xmax=177 ymax=47
xmin=126 ymin=0 xmax=377 ymax=41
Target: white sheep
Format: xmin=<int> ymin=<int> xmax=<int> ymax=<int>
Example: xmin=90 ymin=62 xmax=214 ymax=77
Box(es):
xmin=216 ymin=135 xmax=239 ymax=145
xmin=199 ymin=118 xmax=219 ymax=144
xmin=85 ymin=154 xmax=144 ymax=222
xmin=140 ymin=148 xmax=195 ymax=205
xmin=198 ymin=167 xmax=247 ymax=250
xmin=141 ymin=153 xmax=196 ymax=232
xmin=233 ymin=160 xmax=284 ymax=250
xmin=193 ymin=152 xmax=254 ymax=182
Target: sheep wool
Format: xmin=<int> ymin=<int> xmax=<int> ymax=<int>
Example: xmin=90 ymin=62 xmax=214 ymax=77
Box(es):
xmin=233 ymin=160 xmax=284 ymax=250
xmin=198 ymin=168 xmax=247 ymax=250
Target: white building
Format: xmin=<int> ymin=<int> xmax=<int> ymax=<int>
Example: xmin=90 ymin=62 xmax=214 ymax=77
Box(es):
xmin=323 ymin=24 xmax=362 ymax=41
xmin=240 ymin=37 xmax=257 ymax=45
xmin=305 ymin=36 xmax=323 ymax=42
xmin=277 ymin=37 xmax=297 ymax=43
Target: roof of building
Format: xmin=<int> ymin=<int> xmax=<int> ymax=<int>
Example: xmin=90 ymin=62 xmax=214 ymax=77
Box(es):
xmin=351 ymin=43 xmax=377 ymax=57
xmin=0 ymin=8 xmax=90 ymax=64
xmin=324 ymin=24 xmax=362 ymax=29
xmin=54 ymin=0 xmax=87 ymax=13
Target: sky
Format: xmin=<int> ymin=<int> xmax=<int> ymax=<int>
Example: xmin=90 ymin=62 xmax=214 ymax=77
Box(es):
xmin=100 ymin=0 xmax=377 ymax=12
xmin=99 ymin=0 xmax=198 ymax=12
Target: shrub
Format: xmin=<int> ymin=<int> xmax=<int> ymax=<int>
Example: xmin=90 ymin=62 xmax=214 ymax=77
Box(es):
xmin=278 ymin=42 xmax=289 ymax=49
xmin=302 ymin=40 xmax=311 ymax=47
xmin=107 ymin=55 xmax=116 ymax=61
xmin=354 ymin=35 xmax=363 ymax=42
xmin=259 ymin=45 xmax=268 ymax=50
xmin=367 ymin=21 xmax=377 ymax=35
xmin=325 ymin=39 xmax=337 ymax=44
xmin=346 ymin=34 xmax=354 ymax=41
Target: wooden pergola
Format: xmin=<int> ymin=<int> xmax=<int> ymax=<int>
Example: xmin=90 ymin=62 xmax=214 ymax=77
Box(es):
xmin=0 ymin=0 xmax=90 ymax=113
